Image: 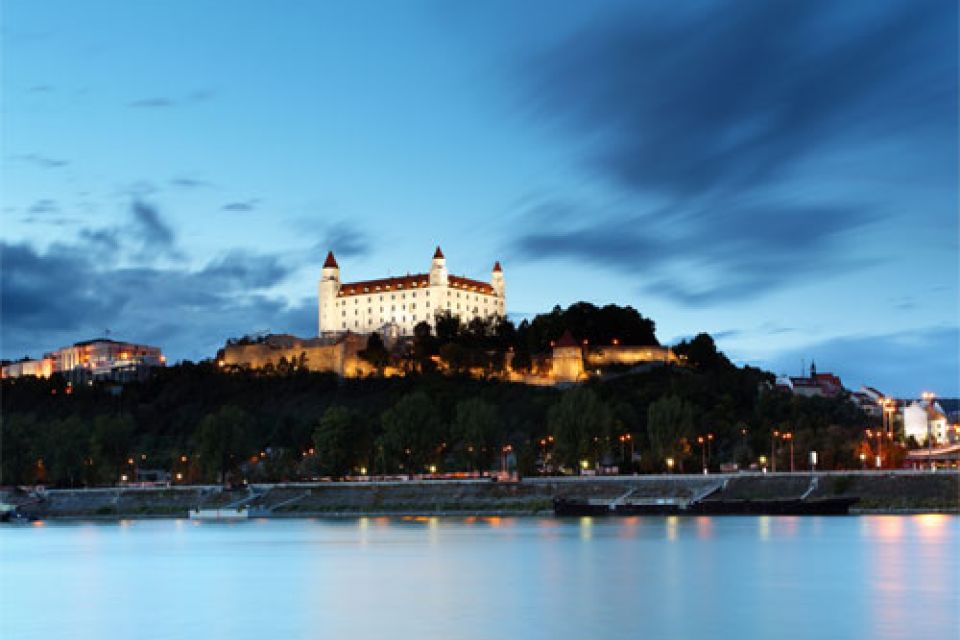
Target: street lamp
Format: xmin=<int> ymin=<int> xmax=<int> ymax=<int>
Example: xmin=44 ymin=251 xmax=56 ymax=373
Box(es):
xmin=697 ymin=436 xmax=707 ymax=474
xmin=921 ymin=391 xmax=936 ymax=470
xmin=666 ymin=457 xmax=675 ymax=474
xmin=758 ymin=455 xmax=768 ymax=473
xmin=782 ymin=432 xmax=794 ymax=472
xmin=771 ymin=430 xmax=780 ymax=473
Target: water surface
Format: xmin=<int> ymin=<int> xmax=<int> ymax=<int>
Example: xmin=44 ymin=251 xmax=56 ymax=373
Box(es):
xmin=2 ymin=515 xmax=956 ymax=639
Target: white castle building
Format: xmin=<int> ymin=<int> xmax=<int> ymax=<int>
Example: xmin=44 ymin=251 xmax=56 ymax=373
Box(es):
xmin=318 ymin=246 xmax=505 ymax=336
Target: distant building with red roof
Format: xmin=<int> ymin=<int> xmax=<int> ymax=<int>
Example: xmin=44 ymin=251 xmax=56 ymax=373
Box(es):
xmin=778 ymin=362 xmax=845 ymax=398
xmin=318 ymin=247 xmax=505 ymax=337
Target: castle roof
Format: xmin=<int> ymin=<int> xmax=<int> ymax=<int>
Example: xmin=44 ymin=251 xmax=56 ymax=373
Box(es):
xmin=493 ymin=261 xmax=502 ymax=272
xmin=433 ymin=246 xmax=445 ymax=259
xmin=338 ymin=273 xmax=495 ymax=296
xmin=323 ymin=251 xmax=339 ymax=269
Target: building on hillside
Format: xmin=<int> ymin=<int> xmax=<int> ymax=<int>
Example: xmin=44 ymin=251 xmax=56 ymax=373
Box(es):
xmin=318 ymin=246 xmax=505 ymax=337
xmin=512 ymin=331 xmax=678 ymax=385
xmin=850 ymin=386 xmax=889 ymax=418
xmin=777 ymin=362 xmax=844 ymax=398
xmin=218 ymin=332 xmax=379 ymax=378
xmin=903 ymin=400 xmax=949 ymax=445
xmin=551 ymin=331 xmax=586 ymax=383
xmin=1 ymin=338 xmax=165 ymax=383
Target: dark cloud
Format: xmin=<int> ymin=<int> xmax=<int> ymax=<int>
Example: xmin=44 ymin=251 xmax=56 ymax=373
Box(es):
xmin=1 ymin=239 xmax=299 ymax=363
xmin=761 ymin=326 xmax=959 ymax=397
xmin=323 ymin=221 xmax=370 ymax=258
xmin=514 ymin=1 xmax=957 ymax=305
xmin=525 ymin=1 xmax=954 ymax=198
xmin=222 ymin=199 xmax=259 ymax=212
xmin=14 ymin=153 xmax=69 ymax=168
xmin=79 ymin=228 xmax=121 ymax=254
xmin=131 ymin=200 xmax=176 ymax=251
xmin=128 ymin=97 xmax=175 ymax=108
xmin=516 ymin=200 xmax=872 ymax=303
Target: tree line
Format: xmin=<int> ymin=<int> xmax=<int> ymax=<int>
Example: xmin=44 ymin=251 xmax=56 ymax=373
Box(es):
xmin=2 ymin=330 xmax=873 ymax=486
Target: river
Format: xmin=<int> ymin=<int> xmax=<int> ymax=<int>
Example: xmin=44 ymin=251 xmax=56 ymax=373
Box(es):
xmin=1 ymin=515 xmax=956 ymax=639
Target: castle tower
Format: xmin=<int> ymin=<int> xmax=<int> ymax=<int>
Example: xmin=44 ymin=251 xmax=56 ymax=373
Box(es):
xmin=318 ymin=251 xmax=341 ymax=335
xmin=429 ymin=245 xmax=448 ymax=287
xmin=491 ymin=260 xmax=505 ymax=300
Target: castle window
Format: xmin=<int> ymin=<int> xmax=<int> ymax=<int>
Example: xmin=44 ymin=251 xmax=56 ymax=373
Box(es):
xmin=342 ymin=311 xmax=346 ymax=317
xmin=342 ymin=322 xmax=346 ymax=329
xmin=426 ymin=302 xmax=430 ymax=308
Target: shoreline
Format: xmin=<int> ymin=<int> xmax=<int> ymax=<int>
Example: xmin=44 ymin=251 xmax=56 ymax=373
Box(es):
xmin=5 ymin=471 xmax=956 ymax=521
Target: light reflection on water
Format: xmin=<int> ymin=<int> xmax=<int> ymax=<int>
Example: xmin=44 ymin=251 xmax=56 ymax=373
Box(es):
xmin=1 ymin=515 xmax=956 ymax=640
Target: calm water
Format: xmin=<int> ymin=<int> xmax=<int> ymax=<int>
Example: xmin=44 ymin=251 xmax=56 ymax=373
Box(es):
xmin=1 ymin=515 xmax=957 ymax=639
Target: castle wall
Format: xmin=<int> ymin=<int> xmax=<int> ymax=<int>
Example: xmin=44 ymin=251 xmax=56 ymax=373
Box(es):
xmin=584 ymin=345 xmax=677 ymax=367
xmin=220 ymin=334 xmax=375 ymax=378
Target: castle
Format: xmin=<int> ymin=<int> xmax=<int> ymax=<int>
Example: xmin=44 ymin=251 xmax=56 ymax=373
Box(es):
xmin=218 ymin=247 xmax=677 ymax=382
xmin=318 ymin=246 xmax=505 ymax=336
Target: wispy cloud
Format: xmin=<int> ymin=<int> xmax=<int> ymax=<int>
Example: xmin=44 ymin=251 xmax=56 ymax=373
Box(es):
xmin=13 ymin=153 xmax=69 ymax=168
xmin=128 ymin=97 xmax=175 ymax=108
xmin=512 ymin=1 xmax=957 ymax=305
xmin=222 ymin=199 xmax=260 ymax=212
xmin=170 ymin=177 xmax=213 ymax=189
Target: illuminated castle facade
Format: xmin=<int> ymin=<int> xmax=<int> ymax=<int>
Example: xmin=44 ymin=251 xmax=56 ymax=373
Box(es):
xmin=318 ymin=247 xmax=505 ymax=336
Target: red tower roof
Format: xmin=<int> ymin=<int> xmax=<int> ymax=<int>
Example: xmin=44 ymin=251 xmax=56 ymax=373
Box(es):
xmin=433 ymin=246 xmax=444 ymax=259
xmin=323 ymin=251 xmax=339 ymax=268
xmin=493 ymin=261 xmax=502 ymax=272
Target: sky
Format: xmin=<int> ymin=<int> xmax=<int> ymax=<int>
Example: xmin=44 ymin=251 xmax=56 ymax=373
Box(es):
xmin=2 ymin=0 xmax=957 ymax=397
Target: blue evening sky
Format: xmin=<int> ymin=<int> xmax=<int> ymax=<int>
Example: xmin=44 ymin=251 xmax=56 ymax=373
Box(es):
xmin=2 ymin=1 xmax=957 ymax=396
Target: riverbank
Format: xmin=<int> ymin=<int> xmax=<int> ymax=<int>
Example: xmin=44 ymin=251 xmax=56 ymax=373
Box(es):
xmin=3 ymin=471 xmax=957 ymax=520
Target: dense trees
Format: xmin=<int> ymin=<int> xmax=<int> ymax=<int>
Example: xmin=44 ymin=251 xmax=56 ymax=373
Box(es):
xmin=647 ymin=396 xmax=694 ymax=471
xmin=548 ymin=388 xmax=613 ymax=470
xmin=1 ymin=303 xmax=882 ymax=486
xmin=196 ymin=405 xmax=254 ymax=483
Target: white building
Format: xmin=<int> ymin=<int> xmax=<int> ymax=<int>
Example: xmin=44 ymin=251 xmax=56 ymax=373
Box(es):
xmin=1 ymin=338 xmax=165 ymax=382
xmin=903 ymin=400 xmax=949 ymax=445
xmin=318 ymin=247 xmax=505 ymax=337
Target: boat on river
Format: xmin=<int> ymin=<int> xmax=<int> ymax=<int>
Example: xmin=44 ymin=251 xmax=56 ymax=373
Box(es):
xmin=553 ymin=496 xmax=858 ymax=516
xmin=189 ymin=507 xmax=249 ymax=520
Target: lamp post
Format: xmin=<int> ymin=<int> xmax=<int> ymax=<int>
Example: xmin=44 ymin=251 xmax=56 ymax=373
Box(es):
xmin=697 ymin=436 xmax=707 ymax=474
xmin=666 ymin=457 xmax=675 ymax=474
xmin=771 ymin=430 xmax=780 ymax=473
xmin=922 ymin=391 xmax=935 ymax=471
xmin=758 ymin=455 xmax=768 ymax=473
xmin=782 ymin=432 xmax=794 ymax=472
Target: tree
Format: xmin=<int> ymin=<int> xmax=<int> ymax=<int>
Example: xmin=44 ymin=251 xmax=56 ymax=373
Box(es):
xmin=548 ymin=388 xmax=612 ymax=472
xmin=378 ymin=392 xmax=442 ymax=473
xmin=91 ymin=415 xmax=135 ymax=484
xmin=1 ymin=414 xmax=39 ymax=485
xmin=312 ymin=406 xmax=362 ymax=477
xmin=45 ymin=417 xmax=91 ymax=487
xmin=673 ymin=333 xmax=732 ymax=371
xmin=359 ymin=333 xmax=390 ymax=373
xmin=196 ymin=405 xmax=254 ymax=484
xmin=451 ymin=398 xmax=499 ymax=471
xmin=647 ymin=395 xmax=694 ymax=470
